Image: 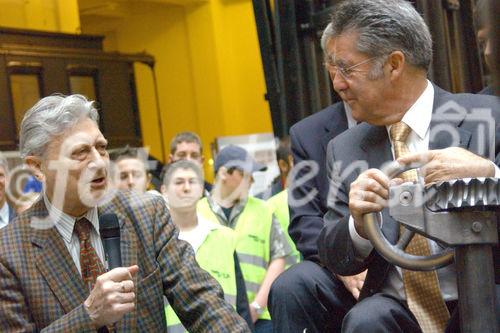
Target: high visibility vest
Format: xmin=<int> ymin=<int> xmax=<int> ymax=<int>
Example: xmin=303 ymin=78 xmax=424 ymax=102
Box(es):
xmin=267 ymin=189 xmax=301 ymax=266
xmin=197 ymin=197 xmax=272 ymax=320
xmin=165 ymin=225 xmax=237 ymax=333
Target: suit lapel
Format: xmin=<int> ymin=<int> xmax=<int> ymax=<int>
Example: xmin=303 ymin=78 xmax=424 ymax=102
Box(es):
xmin=322 ymin=103 xmax=348 ymax=154
xmin=429 ymin=86 xmax=472 ymax=150
xmin=360 ymin=125 xmax=400 ymax=244
xmin=360 ymin=125 xmax=392 ymax=170
xmin=30 ymin=201 xmax=87 ymax=313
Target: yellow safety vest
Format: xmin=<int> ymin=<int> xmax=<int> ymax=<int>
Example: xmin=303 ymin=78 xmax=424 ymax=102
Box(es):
xmin=165 ymin=225 xmax=237 ymax=333
xmin=197 ymin=197 xmax=273 ymax=320
xmin=267 ymin=189 xmax=301 ymax=266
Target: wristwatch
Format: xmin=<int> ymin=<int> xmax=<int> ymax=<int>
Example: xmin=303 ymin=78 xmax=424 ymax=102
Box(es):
xmin=250 ymin=301 xmax=264 ymax=315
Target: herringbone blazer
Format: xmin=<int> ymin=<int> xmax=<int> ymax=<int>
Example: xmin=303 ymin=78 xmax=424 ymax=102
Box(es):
xmin=0 ymin=190 xmax=250 ymax=332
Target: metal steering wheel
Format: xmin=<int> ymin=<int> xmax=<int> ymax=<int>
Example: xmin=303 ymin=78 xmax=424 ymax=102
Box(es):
xmin=362 ymin=161 xmax=454 ymax=271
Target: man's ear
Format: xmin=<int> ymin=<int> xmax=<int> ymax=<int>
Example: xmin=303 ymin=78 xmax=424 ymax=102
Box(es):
xmin=146 ymin=172 xmax=153 ymax=187
xmin=25 ymin=156 xmax=44 ymax=181
xmin=160 ymin=184 xmax=167 ymax=195
xmin=168 ymin=154 xmax=174 ymax=163
xmin=387 ymin=50 xmax=405 ymax=80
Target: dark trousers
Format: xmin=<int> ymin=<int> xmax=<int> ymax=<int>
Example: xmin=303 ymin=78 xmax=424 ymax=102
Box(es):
xmin=270 ymin=261 xmax=499 ymax=332
xmin=343 ymin=287 xmax=500 ymax=333
xmin=268 ymin=261 xmax=356 ymax=333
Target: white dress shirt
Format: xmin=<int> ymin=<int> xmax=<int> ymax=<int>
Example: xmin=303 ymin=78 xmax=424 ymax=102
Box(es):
xmin=348 ymin=81 xmax=460 ymax=301
xmin=43 ymin=194 xmax=106 ymax=275
xmin=178 ymin=215 xmax=221 ymax=253
xmin=0 ymin=201 xmax=9 ymax=229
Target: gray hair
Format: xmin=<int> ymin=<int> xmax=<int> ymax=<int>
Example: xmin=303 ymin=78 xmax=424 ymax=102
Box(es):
xmin=19 ymin=94 xmax=99 ymax=158
xmin=330 ymin=0 xmax=433 ymax=71
xmin=320 ymin=22 xmax=334 ymax=54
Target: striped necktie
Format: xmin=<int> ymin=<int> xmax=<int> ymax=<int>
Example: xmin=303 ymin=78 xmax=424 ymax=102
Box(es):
xmin=390 ymin=122 xmax=450 ymax=333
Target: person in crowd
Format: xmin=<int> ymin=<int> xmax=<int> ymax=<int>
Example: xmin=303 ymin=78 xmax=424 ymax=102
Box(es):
xmin=0 ymin=153 xmax=15 ymax=228
xmin=266 ymin=139 xmax=301 ymax=266
xmin=111 ymin=146 xmax=152 ymax=193
xmin=0 ymin=94 xmax=249 ymax=332
xmin=268 ymin=23 xmax=362 ymax=333
xmin=169 ymin=131 xmax=212 ymax=193
xmin=475 ymin=0 xmax=495 ymax=95
xmin=318 ymin=1 xmax=500 ymax=332
xmin=259 ymin=137 xmax=293 ymax=199
xmin=197 ymin=144 xmax=292 ymax=333
xmin=162 ymin=160 xmax=253 ymax=331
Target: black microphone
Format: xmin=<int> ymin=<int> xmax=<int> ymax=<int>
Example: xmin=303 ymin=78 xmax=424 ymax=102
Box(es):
xmin=99 ymin=213 xmax=122 ymax=270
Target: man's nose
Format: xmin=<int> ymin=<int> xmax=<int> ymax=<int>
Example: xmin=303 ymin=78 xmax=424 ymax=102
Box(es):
xmin=88 ymin=147 xmax=106 ymax=169
xmin=183 ymin=181 xmax=191 ymax=191
xmin=331 ymin=69 xmax=348 ymax=92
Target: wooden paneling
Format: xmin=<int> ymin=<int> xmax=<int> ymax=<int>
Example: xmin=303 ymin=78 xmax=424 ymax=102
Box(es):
xmin=0 ymin=55 xmax=17 ymax=150
xmin=0 ymin=27 xmax=151 ymax=152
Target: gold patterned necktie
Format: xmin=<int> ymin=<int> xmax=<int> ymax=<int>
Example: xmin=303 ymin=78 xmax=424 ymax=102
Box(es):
xmin=390 ymin=122 xmax=450 ymax=333
xmin=74 ymin=218 xmax=106 ymax=292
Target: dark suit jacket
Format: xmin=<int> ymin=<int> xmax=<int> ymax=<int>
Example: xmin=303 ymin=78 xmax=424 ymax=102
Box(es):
xmin=288 ymin=102 xmax=348 ymax=262
xmin=0 ymin=191 xmax=249 ymax=332
xmin=318 ymin=85 xmax=500 ymax=299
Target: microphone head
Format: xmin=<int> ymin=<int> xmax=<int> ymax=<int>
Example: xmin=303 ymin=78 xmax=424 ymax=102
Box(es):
xmin=99 ymin=213 xmax=120 ymax=238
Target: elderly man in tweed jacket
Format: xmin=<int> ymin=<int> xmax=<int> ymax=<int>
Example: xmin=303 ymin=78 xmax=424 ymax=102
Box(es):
xmin=0 ymin=94 xmax=249 ymax=332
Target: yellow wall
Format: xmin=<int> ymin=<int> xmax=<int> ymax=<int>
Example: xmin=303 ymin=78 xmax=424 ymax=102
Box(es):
xmin=81 ymin=0 xmax=272 ymax=180
xmin=0 ymin=0 xmax=80 ymax=33
xmin=0 ymin=0 xmax=273 ymax=181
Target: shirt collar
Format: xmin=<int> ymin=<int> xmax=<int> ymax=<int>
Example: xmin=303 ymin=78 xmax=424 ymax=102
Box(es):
xmin=43 ymin=193 xmax=100 ymax=244
xmin=206 ymin=195 xmax=247 ymax=227
xmin=0 ymin=201 xmax=8 ymax=225
xmin=343 ymin=102 xmax=358 ymax=129
xmin=388 ymin=80 xmax=434 ymax=140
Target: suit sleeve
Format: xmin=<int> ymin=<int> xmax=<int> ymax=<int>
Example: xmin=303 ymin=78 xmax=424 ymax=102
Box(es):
xmin=318 ymin=140 xmax=371 ymax=276
xmin=288 ymin=126 xmax=327 ymax=262
xmin=0 ymin=256 xmax=96 ymax=333
xmin=152 ymin=197 xmax=250 ymax=333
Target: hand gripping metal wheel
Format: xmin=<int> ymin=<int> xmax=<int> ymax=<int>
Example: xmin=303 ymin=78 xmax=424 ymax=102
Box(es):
xmin=362 ymin=161 xmax=499 ymax=333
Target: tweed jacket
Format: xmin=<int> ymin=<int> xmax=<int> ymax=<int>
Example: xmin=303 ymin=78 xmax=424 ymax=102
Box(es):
xmin=0 ymin=190 xmax=249 ymax=332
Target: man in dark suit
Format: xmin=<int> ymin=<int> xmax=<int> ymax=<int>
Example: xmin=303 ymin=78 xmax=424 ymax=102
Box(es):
xmin=0 ymin=94 xmax=249 ymax=332
xmin=268 ymin=23 xmax=364 ymax=333
xmin=0 ymin=154 xmax=15 ymax=229
xmin=318 ymin=0 xmax=500 ymax=332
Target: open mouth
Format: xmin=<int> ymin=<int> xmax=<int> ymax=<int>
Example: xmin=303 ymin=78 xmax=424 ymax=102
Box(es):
xmin=90 ymin=176 xmax=106 ymax=187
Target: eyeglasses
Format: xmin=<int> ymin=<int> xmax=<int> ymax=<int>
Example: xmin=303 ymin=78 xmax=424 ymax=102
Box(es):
xmin=324 ymin=56 xmax=379 ymax=80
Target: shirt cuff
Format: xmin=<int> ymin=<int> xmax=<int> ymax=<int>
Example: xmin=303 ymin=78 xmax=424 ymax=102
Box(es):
xmin=493 ymin=161 xmax=500 ymax=178
xmin=348 ymin=215 xmax=373 ymax=259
